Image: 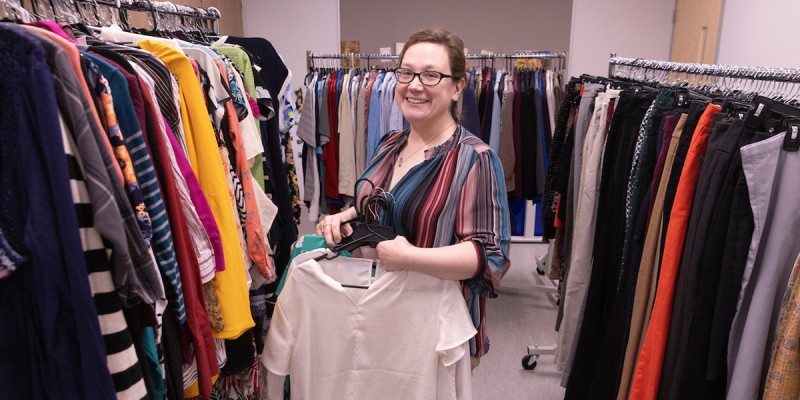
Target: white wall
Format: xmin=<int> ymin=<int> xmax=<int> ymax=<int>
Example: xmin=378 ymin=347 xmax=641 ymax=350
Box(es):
xmin=568 ymin=0 xmax=676 ymax=78
xmin=241 ymin=0 xmax=341 ymax=94
xmin=717 ymin=0 xmax=800 ymax=67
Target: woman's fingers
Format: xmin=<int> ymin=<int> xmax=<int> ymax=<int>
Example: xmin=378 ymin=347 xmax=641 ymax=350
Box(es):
xmin=330 ymin=223 xmax=343 ymax=246
xmin=316 ymin=221 xmax=324 ymax=236
xmin=317 ymin=216 xmax=351 ymax=247
xmin=342 ymin=223 xmax=353 ymax=237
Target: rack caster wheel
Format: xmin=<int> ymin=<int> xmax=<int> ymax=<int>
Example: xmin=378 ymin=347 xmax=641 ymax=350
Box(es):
xmin=522 ymin=354 xmax=538 ymax=370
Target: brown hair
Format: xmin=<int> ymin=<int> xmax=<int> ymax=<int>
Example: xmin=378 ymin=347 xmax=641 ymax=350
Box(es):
xmin=399 ymin=27 xmax=466 ymax=120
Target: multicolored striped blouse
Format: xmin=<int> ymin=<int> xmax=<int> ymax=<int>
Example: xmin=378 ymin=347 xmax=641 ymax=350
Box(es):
xmin=355 ymin=124 xmax=511 ymax=357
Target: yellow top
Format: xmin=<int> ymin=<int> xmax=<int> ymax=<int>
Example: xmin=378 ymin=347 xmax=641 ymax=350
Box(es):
xmin=140 ymin=40 xmax=255 ymax=343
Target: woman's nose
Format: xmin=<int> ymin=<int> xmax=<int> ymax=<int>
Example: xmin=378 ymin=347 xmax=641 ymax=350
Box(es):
xmin=407 ymin=77 xmax=425 ymax=90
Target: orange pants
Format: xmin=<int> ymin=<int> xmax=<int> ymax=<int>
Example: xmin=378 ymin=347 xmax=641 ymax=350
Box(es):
xmin=628 ymin=103 xmax=721 ymax=400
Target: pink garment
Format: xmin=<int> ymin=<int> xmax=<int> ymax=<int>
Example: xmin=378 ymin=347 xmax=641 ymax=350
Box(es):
xmin=29 ymin=21 xmax=78 ymax=43
xmin=190 ymin=58 xmax=200 ymax=80
xmin=248 ymin=94 xmax=261 ymax=119
xmin=164 ymin=119 xmax=226 ymax=273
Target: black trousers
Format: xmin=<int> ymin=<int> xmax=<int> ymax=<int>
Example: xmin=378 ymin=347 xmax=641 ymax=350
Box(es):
xmin=564 ymin=91 xmax=653 ymax=400
xmin=660 ymin=121 xmax=750 ymax=399
xmin=587 ymin=90 xmax=676 ymax=400
xmin=670 ymin=124 xmax=772 ymax=398
xmin=622 ymin=97 xmax=679 ymax=343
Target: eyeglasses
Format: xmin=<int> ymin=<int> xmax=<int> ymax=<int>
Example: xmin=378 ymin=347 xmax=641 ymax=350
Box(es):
xmin=394 ymin=68 xmax=454 ymax=86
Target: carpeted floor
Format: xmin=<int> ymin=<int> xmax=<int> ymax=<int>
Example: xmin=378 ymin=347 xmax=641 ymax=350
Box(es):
xmin=472 ymin=242 xmax=565 ymax=400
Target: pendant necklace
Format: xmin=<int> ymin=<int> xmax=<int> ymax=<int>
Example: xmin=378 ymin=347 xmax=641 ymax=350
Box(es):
xmin=397 ymin=123 xmax=455 ymax=168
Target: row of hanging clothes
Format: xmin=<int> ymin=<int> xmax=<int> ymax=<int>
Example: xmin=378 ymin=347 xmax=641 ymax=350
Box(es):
xmin=459 ymin=54 xmax=565 ymax=237
xmin=297 ymin=52 xmax=404 ymax=222
xmin=299 ymin=51 xmax=566 ymax=237
xmin=542 ymin=55 xmax=800 ymax=400
xmin=0 ymin=1 xmax=301 ymax=399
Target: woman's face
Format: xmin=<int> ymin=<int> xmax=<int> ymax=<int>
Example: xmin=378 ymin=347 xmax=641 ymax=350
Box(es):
xmin=396 ymin=42 xmax=463 ymax=127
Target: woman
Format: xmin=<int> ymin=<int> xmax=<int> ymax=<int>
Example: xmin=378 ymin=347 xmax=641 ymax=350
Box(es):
xmin=316 ymin=27 xmax=510 ymax=361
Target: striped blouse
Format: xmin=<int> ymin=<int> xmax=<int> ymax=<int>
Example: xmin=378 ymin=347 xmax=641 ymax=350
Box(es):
xmin=355 ymin=124 xmax=511 ymax=357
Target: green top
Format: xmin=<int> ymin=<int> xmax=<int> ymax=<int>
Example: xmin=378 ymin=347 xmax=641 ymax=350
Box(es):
xmin=276 ymin=235 xmax=354 ymax=296
xmin=213 ymin=45 xmax=265 ymax=191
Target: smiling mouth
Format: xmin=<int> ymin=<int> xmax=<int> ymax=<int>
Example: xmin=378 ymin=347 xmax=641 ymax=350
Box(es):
xmin=406 ymin=98 xmax=429 ymax=104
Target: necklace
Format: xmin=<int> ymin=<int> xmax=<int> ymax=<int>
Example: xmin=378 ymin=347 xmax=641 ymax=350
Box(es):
xmin=397 ymin=123 xmax=455 ymax=167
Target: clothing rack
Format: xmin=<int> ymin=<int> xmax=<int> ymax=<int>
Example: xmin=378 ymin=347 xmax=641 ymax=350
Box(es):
xmin=608 ymin=53 xmax=800 ymax=82
xmin=607 ymin=54 xmax=800 ymax=107
xmin=306 ymin=52 xmax=397 ymax=70
xmin=11 ymin=0 xmax=220 ymax=33
xmin=307 ymin=51 xmax=567 ymax=71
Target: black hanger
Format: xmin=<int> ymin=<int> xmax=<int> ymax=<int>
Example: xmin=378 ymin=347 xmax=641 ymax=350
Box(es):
xmin=686 ymin=90 xmax=711 ymax=103
xmin=580 ymin=74 xmax=635 ymax=91
xmin=783 ymin=116 xmax=800 ymax=151
xmin=310 ymin=179 xmax=397 ymax=289
xmin=305 ymin=64 xmax=315 ymax=83
xmin=710 ymin=96 xmax=751 ymax=119
xmin=745 ymin=95 xmax=800 ymax=151
xmin=68 ymin=22 xmax=101 ymax=38
xmin=332 ymin=223 xmax=397 ymax=253
xmin=579 ymin=74 xmax=606 ymax=85
xmin=330 ymin=178 xmax=397 ymax=254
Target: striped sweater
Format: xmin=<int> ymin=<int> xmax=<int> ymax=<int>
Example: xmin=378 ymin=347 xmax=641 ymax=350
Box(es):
xmin=60 ymin=116 xmax=148 ymax=399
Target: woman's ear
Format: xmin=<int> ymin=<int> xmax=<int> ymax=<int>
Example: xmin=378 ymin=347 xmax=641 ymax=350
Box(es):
xmin=452 ymin=77 xmax=466 ymax=101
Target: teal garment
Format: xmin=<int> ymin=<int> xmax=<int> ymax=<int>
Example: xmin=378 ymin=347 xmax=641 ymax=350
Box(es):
xmin=142 ymin=327 xmax=164 ymax=400
xmin=275 ymin=235 xmax=351 ymax=296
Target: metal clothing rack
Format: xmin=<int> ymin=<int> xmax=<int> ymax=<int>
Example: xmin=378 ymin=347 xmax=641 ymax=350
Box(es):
xmin=306 ymin=52 xmax=397 ymax=70
xmin=608 ymin=54 xmax=800 ymax=109
xmin=307 ymin=51 xmax=567 ymax=71
xmin=609 ymin=53 xmax=800 ymax=82
xmin=11 ymin=0 xmax=220 ymax=34
xmin=607 ymin=53 xmax=800 ymax=105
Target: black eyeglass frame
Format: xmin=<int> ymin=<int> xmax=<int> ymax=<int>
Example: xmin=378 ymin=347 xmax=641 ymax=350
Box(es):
xmin=394 ymin=68 xmax=454 ymax=86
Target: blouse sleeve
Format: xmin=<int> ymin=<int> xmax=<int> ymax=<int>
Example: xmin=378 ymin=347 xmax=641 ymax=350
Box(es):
xmin=456 ymin=148 xmax=511 ymax=298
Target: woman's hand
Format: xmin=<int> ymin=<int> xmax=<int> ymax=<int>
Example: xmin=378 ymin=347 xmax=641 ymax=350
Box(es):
xmin=376 ymin=236 xmax=417 ymax=271
xmin=316 ymin=208 xmax=357 ymax=247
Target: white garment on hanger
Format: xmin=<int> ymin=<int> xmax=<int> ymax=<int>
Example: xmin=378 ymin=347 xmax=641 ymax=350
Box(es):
xmin=489 ymin=70 xmax=503 ymax=152
xmin=263 ymin=249 xmax=475 ymax=400
xmin=182 ymin=47 xmax=229 ymax=129
xmin=100 ymin=27 xmax=185 ymax=54
xmin=546 ymin=70 xmax=557 ymax=136
xmin=229 ymin=65 xmax=266 ymax=162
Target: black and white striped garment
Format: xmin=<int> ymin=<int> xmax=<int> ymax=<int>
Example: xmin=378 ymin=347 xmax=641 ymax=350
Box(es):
xmin=110 ymin=46 xmax=185 ymax=147
xmin=59 ymin=117 xmax=149 ymax=400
